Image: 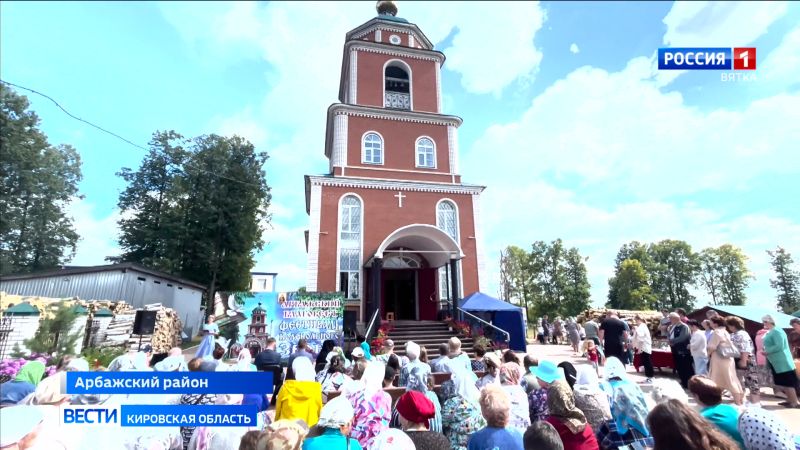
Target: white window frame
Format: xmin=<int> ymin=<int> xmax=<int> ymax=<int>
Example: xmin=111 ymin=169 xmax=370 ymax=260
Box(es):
xmin=382 ymin=59 xmax=413 ymax=110
xmin=361 ymin=131 xmax=384 ymax=165
xmin=337 ymin=194 xmax=364 ymax=300
xmin=436 ymin=199 xmax=459 ymax=242
xmin=415 ymin=136 xmax=436 ymax=169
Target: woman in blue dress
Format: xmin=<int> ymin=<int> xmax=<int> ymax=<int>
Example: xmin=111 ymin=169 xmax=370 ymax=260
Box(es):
xmin=195 ymin=315 xmax=219 ymax=359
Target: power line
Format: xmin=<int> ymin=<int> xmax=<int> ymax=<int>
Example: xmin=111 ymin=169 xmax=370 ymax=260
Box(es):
xmin=1 ymin=79 xmax=266 ymax=188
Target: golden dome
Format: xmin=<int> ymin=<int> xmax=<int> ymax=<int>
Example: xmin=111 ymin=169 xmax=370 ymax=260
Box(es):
xmin=376 ymin=1 xmax=398 ymax=16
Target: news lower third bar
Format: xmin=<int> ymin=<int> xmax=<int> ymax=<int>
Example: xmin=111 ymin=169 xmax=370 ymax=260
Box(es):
xmin=658 ymin=48 xmax=732 ymax=70
xmin=61 ymin=405 xmax=259 ymax=427
xmin=66 ymin=372 xmax=274 ymax=394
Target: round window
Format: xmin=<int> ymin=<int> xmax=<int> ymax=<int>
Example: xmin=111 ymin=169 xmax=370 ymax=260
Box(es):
xmin=389 ymin=34 xmax=402 ymax=45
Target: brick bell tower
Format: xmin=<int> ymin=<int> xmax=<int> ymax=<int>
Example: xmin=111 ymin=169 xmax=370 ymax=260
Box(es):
xmin=305 ymin=1 xmax=487 ymax=330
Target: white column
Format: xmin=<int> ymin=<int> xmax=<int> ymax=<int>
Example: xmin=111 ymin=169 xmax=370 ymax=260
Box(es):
xmin=472 ymin=194 xmax=488 ymax=293
xmin=375 ymin=29 xmax=382 ymax=43
xmin=348 ymin=50 xmax=358 ymax=104
xmin=447 ymin=125 xmax=460 ymax=174
xmin=409 ymin=34 xmax=415 ymax=47
xmin=306 ymin=184 xmax=323 ymax=291
xmin=330 ymin=114 xmax=348 ymax=172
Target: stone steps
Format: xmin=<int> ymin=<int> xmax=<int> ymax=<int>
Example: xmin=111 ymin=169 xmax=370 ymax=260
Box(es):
xmin=386 ymin=320 xmax=476 ymax=358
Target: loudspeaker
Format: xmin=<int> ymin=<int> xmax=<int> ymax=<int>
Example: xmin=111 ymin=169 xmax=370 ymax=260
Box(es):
xmin=133 ymin=310 xmax=157 ymax=335
xmin=343 ymin=311 xmax=357 ymax=334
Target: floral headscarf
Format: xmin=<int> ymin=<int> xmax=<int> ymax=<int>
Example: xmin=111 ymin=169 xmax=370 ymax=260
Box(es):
xmin=610 ymin=377 xmax=650 ymax=437
xmin=499 ymin=362 xmax=522 ymax=386
xmin=317 ymin=395 xmax=354 ymax=429
xmin=14 ymin=361 xmax=45 ymax=386
xmin=372 ymin=428 xmax=415 ymax=450
xmin=260 ymin=419 xmax=309 ymax=450
xmin=547 ymin=379 xmax=587 ymax=434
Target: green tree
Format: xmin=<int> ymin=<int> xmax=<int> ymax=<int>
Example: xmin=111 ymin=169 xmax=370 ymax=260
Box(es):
xmin=110 ymin=131 xmax=187 ymax=272
xmin=499 ymin=245 xmax=537 ymax=323
xmin=115 ymin=133 xmax=271 ymax=312
xmin=698 ymin=245 xmax=752 ymax=305
xmin=562 ymin=248 xmax=591 ymax=316
xmin=648 ymin=239 xmax=699 ymax=311
xmin=24 ymin=302 xmax=82 ymax=355
xmin=767 ymin=247 xmax=800 ymax=313
xmin=607 ymin=259 xmax=656 ymax=310
xmin=608 ymin=241 xmax=654 ymax=308
xmin=0 ymin=85 xmax=82 ymax=274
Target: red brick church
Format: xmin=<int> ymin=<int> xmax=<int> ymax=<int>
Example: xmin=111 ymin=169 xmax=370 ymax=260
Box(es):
xmin=305 ymin=1 xmax=486 ymax=326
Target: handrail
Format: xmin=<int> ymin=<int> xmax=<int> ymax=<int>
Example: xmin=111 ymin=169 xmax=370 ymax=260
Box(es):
xmin=457 ymin=307 xmax=511 ymax=343
xmin=365 ymin=308 xmax=381 ymax=341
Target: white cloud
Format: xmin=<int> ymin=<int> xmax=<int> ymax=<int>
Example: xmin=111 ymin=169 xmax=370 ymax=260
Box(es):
xmin=570 ymin=43 xmax=580 ymax=54
xmin=67 ymin=198 xmax=121 ymax=266
xmin=215 ymin=107 xmax=268 ymax=149
xmin=760 ymin=26 xmax=800 ymax=93
xmin=467 ymin=56 xmax=800 ymax=199
xmin=663 ymin=1 xmax=788 ymax=47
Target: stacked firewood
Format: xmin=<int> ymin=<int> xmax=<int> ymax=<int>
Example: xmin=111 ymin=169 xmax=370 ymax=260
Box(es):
xmin=127 ymin=303 xmax=183 ymax=353
xmin=579 ymin=308 xmax=664 ymax=336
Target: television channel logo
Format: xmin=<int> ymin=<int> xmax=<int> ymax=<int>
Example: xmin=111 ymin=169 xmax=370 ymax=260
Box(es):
xmin=658 ymin=47 xmax=756 ymax=70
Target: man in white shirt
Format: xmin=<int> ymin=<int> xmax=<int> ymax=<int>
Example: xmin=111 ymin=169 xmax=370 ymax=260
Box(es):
xmin=687 ymin=320 xmax=708 ymax=375
xmin=632 ymin=315 xmax=653 ymax=383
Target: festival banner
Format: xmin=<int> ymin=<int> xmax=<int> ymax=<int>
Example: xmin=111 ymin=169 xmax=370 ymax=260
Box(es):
xmin=237 ymin=291 xmax=344 ymax=358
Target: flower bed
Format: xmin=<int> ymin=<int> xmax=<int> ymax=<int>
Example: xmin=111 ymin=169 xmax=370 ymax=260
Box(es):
xmin=0 ymin=353 xmax=57 ymax=383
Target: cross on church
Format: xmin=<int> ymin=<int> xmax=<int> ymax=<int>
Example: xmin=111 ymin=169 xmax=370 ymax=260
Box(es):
xmin=394 ymin=191 xmax=406 ymax=208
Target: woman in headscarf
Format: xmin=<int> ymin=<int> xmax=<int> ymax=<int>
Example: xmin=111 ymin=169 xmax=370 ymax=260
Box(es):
xmin=395 ymin=390 xmax=449 ymax=450
xmin=761 ymin=314 xmax=800 ymax=408
xmin=276 ymin=357 xmax=323 ymax=427
xmin=707 ymin=317 xmax=744 ymax=405
xmin=346 ymin=362 xmax=392 ymax=449
xmin=21 ymin=371 xmax=82 ymax=449
xmin=647 ymin=399 xmax=739 ymax=450
xmin=441 ymin=368 xmax=487 ymax=450
xmin=595 ymin=357 xmax=653 ymax=450
xmin=371 ymin=428 xmax=416 ymax=450
xmin=528 ymin=360 xmax=563 ymax=424
xmin=188 ymin=394 xmax=266 ymax=450
xmin=303 ymin=395 xmax=363 ymax=450
xmin=316 ymin=355 xmax=351 ymax=403
xmin=399 ymin=341 xmax=430 ymax=387
xmin=316 ymin=340 xmax=336 ymax=373
xmin=195 ymin=315 xmax=218 ymax=359
xmin=558 ymin=362 xmax=578 ymax=390
xmin=572 ymin=366 xmax=612 ymax=434
xmin=390 ymin=366 xmax=441 ymax=433
xmin=258 ymin=419 xmax=310 ymax=450
xmin=359 ymin=342 xmax=373 ymax=361
xmin=737 ymin=406 xmax=796 ymax=450
xmin=476 ymin=352 xmax=501 ymax=390
xmin=545 ymin=379 xmax=600 ymax=450
xmin=0 ymin=405 xmax=45 ymax=449
xmin=1 ymin=360 xmax=45 ymax=406
xmin=499 ymin=362 xmax=531 ymax=433
xmin=155 ymin=355 xmax=188 ymax=372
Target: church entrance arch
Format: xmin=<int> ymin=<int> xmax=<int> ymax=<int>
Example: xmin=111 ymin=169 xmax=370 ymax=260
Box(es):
xmin=366 ymin=224 xmax=463 ymax=322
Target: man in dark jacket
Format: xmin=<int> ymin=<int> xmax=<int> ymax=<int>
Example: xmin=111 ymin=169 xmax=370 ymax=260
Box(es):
xmin=668 ymin=312 xmax=694 ymax=388
xmin=254 ymin=338 xmax=282 ymax=405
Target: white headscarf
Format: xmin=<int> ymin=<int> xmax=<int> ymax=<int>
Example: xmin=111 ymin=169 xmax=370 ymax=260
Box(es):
xmin=317 ymin=395 xmax=354 ymax=428
xmin=215 ymin=394 xmax=243 ymax=405
xmin=155 ymin=355 xmax=187 ymax=372
xmin=604 ymin=357 xmax=629 ymax=382
xmin=452 ymin=368 xmax=480 ymax=405
xmin=372 ymin=428 xmax=416 ymax=450
xmin=575 ymin=366 xmax=600 ymax=388
xmin=405 ymin=341 xmax=420 ymax=361
xmin=236 ymin=350 xmax=254 ymax=372
xmin=362 ymin=362 xmax=386 ymax=395
xmin=65 ymin=358 xmax=90 ymax=372
xmin=292 ymin=357 xmax=316 ymax=382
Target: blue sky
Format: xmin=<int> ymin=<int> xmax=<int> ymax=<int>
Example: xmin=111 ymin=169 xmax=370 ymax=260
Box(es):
xmin=2 ymin=1 xmax=799 ymax=309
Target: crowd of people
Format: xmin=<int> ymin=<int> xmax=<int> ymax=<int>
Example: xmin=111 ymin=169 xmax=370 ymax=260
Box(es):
xmin=1 ymin=311 xmax=799 ymax=450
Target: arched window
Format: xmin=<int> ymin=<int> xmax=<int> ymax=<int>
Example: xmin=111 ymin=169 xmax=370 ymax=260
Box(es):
xmin=362 ymin=132 xmax=383 ymax=164
xmin=339 ymin=195 xmax=362 ymax=299
xmin=385 ymin=63 xmax=410 ymax=110
xmin=436 ymin=200 xmax=458 ymax=241
xmin=416 ymin=137 xmax=435 ymax=168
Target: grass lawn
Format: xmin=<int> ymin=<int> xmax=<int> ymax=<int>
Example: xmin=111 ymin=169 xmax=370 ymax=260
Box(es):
xmin=180 ymin=336 xmax=201 ymax=350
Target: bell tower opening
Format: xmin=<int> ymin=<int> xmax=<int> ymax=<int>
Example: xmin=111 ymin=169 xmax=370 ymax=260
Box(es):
xmin=384 ymin=63 xmax=410 ymax=110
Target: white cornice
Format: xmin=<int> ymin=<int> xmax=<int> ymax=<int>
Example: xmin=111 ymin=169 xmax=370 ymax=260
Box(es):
xmin=346 ymin=17 xmax=434 ymax=49
xmin=347 ymin=42 xmax=444 ymax=63
xmin=307 ymin=175 xmax=485 ymax=195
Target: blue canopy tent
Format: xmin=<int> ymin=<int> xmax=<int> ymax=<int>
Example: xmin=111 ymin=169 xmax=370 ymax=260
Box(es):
xmin=460 ymin=292 xmax=527 ymax=352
